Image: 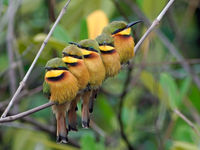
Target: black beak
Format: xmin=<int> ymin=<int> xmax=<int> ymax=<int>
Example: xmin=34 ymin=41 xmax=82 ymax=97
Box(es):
xmin=126 ymin=20 xmax=142 ymax=29
xmin=68 ymin=42 xmax=81 ymax=48
xmin=112 ymin=20 xmax=142 ymax=35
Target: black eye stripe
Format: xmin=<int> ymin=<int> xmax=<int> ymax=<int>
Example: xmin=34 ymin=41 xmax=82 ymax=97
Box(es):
xmin=45 ymin=67 xmax=68 ymax=71
xmin=62 ymin=52 xmax=82 ymax=59
xmin=79 ymin=46 xmax=99 ymax=53
xmin=99 ymin=43 xmax=114 ymax=47
xmin=112 ymin=27 xmax=126 ymax=35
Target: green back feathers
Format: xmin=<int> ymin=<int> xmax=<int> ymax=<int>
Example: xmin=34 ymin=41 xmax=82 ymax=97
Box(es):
xmin=63 ymin=45 xmax=84 ymax=58
xmin=45 ymin=57 xmax=67 ymax=69
xmin=96 ymin=33 xmax=114 ymax=45
xmin=102 ymin=21 xmax=127 ymax=34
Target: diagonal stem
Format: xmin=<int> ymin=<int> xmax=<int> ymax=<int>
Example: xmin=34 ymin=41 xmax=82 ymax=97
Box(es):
xmin=134 ymin=0 xmax=175 ymax=52
xmin=1 ymin=0 xmax=71 ymax=118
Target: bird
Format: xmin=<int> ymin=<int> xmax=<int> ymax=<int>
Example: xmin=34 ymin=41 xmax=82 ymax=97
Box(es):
xmin=43 ymin=57 xmax=79 ymax=143
xmin=62 ymin=45 xmax=90 ymax=131
xmin=70 ymin=39 xmax=106 ymax=128
xmin=95 ymin=33 xmax=121 ymax=78
xmin=102 ymin=20 xmax=142 ymax=64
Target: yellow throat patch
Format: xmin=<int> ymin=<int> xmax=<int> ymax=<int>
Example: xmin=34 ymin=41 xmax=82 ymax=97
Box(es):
xmin=45 ymin=70 xmax=65 ymax=78
xmin=99 ymin=45 xmax=114 ymax=51
xmin=62 ymin=56 xmax=78 ymax=63
xmin=114 ymin=27 xmax=131 ymax=36
xmin=80 ymin=49 xmax=92 ymax=55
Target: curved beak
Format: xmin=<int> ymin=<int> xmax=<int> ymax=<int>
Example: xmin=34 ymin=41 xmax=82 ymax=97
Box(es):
xmin=126 ymin=20 xmax=142 ymax=29
xmin=112 ymin=20 xmax=142 ymax=35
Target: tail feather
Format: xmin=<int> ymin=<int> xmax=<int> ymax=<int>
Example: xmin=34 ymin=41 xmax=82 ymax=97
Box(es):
xmin=89 ymin=89 xmax=99 ymax=113
xmin=81 ymin=90 xmax=92 ymax=128
xmin=56 ymin=112 xmax=68 ymax=143
xmin=68 ymin=95 xmax=80 ymax=131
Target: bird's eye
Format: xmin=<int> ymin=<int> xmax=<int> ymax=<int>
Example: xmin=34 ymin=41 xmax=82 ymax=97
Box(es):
xmin=45 ymin=67 xmax=51 ymax=71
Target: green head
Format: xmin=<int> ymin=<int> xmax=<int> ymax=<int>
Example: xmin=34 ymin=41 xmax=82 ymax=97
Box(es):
xmin=62 ymin=45 xmax=83 ymax=59
xmin=96 ymin=33 xmax=114 ymax=46
xmin=45 ymin=57 xmax=68 ymax=71
xmin=78 ymin=39 xmax=100 ymax=53
xmin=96 ymin=33 xmax=115 ymax=53
xmin=102 ymin=20 xmax=142 ymax=35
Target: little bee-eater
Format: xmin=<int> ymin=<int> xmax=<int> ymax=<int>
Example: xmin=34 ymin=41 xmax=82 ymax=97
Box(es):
xmin=43 ymin=58 xmax=79 ymax=143
xmin=102 ymin=21 xmax=142 ymax=64
xmin=96 ymin=33 xmax=121 ymax=78
xmin=62 ymin=45 xmax=90 ymax=131
xmin=71 ymin=39 xmax=106 ymax=128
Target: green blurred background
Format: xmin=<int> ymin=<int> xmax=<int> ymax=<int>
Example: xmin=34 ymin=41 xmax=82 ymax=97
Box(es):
xmin=0 ymin=0 xmax=200 ymax=149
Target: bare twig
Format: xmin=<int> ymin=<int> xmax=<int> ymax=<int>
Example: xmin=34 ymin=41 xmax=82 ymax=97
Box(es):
xmin=6 ymin=0 xmax=17 ymax=95
xmin=90 ymin=120 xmax=106 ymax=137
xmin=133 ymin=58 xmax=200 ymax=67
xmin=0 ymin=86 xmax=42 ymax=109
xmin=173 ymin=109 xmax=200 ymax=138
xmin=0 ymin=101 xmax=55 ymax=123
xmin=124 ymin=0 xmax=200 ymax=90
xmin=0 ymin=108 xmax=80 ymax=148
xmin=0 ymin=0 xmax=21 ymax=33
xmin=0 ymin=0 xmax=174 ymax=124
xmin=1 ymin=0 xmax=71 ymax=118
xmin=118 ymin=64 xmax=135 ymax=150
xmin=134 ymin=0 xmax=175 ymax=52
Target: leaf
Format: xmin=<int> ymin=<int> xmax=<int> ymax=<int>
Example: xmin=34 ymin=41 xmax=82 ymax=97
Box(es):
xmin=160 ymin=73 xmax=180 ymax=109
xmin=170 ymin=141 xmax=198 ymax=150
xmin=33 ymin=33 xmax=67 ymax=50
xmin=57 ymin=0 xmax=114 ymax=40
xmin=80 ymin=18 xmax=88 ymax=40
xmin=179 ymin=77 xmax=191 ymax=100
xmin=12 ymin=129 xmax=32 ymax=150
xmin=35 ymin=138 xmax=78 ymax=150
xmin=94 ymin=94 xmax=117 ymax=132
xmin=86 ymin=10 xmax=109 ymax=39
xmin=52 ymin=24 xmax=71 ymax=43
xmin=140 ymin=71 xmax=169 ymax=107
xmin=81 ymin=132 xmax=96 ymax=150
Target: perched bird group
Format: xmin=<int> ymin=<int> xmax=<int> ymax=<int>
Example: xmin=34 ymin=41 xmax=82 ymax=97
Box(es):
xmin=43 ymin=20 xmax=141 ymax=143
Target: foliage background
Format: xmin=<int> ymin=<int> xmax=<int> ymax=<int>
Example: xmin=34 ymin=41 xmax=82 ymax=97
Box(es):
xmin=0 ymin=0 xmax=200 ymax=150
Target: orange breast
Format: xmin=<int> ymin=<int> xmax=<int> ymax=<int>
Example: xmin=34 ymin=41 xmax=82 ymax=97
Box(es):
xmin=101 ymin=50 xmax=121 ymax=78
xmin=45 ymin=71 xmax=79 ymax=104
xmin=84 ymin=52 xmax=106 ymax=88
xmin=68 ymin=60 xmax=90 ymax=90
xmin=114 ymin=35 xmax=135 ymax=64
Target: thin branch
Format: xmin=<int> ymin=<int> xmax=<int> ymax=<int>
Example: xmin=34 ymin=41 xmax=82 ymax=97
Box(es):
xmin=124 ymin=0 xmax=200 ymax=90
xmin=1 ymin=0 xmax=71 ymax=118
xmin=6 ymin=0 xmax=17 ymax=95
xmin=0 ymin=101 xmax=55 ymax=123
xmin=133 ymin=58 xmax=200 ymax=67
xmin=118 ymin=64 xmax=135 ymax=150
xmin=0 ymin=86 xmax=42 ymax=109
xmin=0 ymin=0 xmax=174 ymax=125
xmin=134 ymin=0 xmax=175 ymax=52
xmin=90 ymin=120 xmax=106 ymax=137
xmin=173 ymin=109 xmax=200 ymax=138
xmin=0 ymin=107 xmax=80 ymax=148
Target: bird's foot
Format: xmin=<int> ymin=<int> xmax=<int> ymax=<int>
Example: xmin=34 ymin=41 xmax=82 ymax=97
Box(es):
xmin=56 ymin=135 xmax=68 ymax=144
xmin=82 ymin=119 xmax=90 ymax=128
xmin=68 ymin=124 xmax=78 ymax=132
